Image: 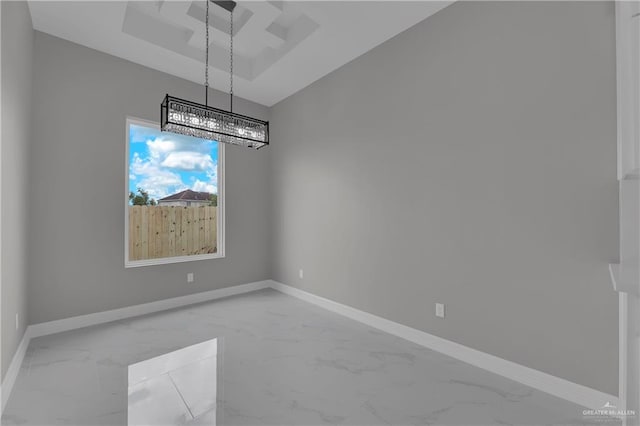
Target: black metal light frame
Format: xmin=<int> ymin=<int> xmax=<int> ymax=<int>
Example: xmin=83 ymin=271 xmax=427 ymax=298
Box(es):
xmin=161 ymin=95 xmax=269 ymax=149
xmin=160 ymin=0 xmax=269 ymax=149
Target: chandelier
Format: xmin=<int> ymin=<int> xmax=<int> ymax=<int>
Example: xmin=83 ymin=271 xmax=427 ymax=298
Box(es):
xmin=161 ymin=0 xmax=269 ymax=149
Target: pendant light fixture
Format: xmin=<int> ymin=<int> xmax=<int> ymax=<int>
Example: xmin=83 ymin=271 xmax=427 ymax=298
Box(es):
xmin=161 ymin=0 xmax=269 ymax=149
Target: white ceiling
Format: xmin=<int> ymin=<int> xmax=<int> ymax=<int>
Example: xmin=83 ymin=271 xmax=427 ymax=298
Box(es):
xmin=28 ymin=1 xmax=452 ymax=106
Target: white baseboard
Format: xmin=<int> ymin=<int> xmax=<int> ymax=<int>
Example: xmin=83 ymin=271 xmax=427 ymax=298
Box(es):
xmin=1 ymin=329 xmax=31 ymax=411
xmin=619 ymin=291 xmax=628 ymax=422
xmin=1 ymin=279 xmax=618 ymax=416
xmin=268 ymin=280 xmax=618 ymax=411
xmin=1 ymin=280 xmax=270 ymax=413
xmin=29 ymin=280 xmax=270 ymax=338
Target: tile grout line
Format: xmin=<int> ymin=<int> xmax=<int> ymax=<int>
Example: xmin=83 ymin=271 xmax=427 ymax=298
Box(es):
xmin=268 ymin=280 xmax=619 ymax=412
xmin=168 ymin=373 xmax=195 ymax=421
xmin=1 ymin=280 xmax=619 ymax=417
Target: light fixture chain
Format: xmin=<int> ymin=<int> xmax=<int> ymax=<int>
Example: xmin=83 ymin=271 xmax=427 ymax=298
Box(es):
xmin=161 ymin=1 xmax=268 ymax=149
xmin=205 ymin=0 xmax=209 ymax=106
xmin=230 ymin=8 xmax=234 ymax=112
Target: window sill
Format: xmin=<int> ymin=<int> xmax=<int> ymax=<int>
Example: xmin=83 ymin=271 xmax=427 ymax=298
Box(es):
xmin=125 ymin=252 xmax=225 ymax=268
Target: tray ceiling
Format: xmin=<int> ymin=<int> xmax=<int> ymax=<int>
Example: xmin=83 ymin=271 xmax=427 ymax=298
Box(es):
xmin=28 ymin=1 xmax=452 ymax=106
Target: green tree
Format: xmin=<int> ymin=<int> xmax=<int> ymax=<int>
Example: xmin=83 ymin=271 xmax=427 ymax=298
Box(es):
xmin=129 ymin=188 xmax=157 ymax=206
xmin=209 ymin=193 xmax=218 ymax=207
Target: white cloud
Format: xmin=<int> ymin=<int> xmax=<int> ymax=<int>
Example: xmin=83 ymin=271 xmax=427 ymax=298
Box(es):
xmin=129 ymin=130 xmax=218 ymax=200
xmin=161 ymin=151 xmax=214 ymax=171
xmin=139 ymin=174 xmax=187 ymax=200
xmin=193 ymin=179 xmax=217 ymax=194
xmin=130 ymin=152 xmax=186 ymax=200
xmin=206 ymin=166 xmax=218 ymax=182
xmin=147 ymin=135 xmax=212 ymax=156
xmin=147 ymin=138 xmax=176 ymax=159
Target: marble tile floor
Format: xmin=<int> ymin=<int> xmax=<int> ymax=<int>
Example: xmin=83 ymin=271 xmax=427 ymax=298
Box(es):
xmin=128 ymin=338 xmax=219 ymax=426
xmin=1 ymin=289 xmax=612 ymax=426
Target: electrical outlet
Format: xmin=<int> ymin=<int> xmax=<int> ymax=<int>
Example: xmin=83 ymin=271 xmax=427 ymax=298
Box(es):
xmin=15 ymin=313 xmax=19 ymax=330
xmin=187 ymin=273 xmax=194 ymax=283
xmin=299 ymin=269 xmax=304 ymax=279
xmin=435 ymin=303 xmax=445 ymax=319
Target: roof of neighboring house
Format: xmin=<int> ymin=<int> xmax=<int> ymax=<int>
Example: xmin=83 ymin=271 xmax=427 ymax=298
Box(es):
xmin=159 ymin=189 xmax=212 ymax=202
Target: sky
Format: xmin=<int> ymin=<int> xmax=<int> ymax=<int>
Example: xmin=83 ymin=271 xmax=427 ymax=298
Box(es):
xmin=129 ymin=123 xmax=219 ymax=202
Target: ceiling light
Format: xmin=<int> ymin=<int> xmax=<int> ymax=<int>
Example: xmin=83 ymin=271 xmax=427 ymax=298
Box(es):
xmin=161 ymin=0 xmax=269 ymax=149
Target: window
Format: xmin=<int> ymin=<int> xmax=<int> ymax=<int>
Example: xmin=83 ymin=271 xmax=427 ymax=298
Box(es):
xmin=125 ymin=118 xmax=224 ymax=267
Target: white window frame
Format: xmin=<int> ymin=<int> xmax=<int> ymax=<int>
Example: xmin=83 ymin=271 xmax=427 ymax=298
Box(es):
xmin=124 ymin=117 xmax=225 ymax=268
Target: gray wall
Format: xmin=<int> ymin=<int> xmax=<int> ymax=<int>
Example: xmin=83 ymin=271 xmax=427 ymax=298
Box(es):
xmin=270 ymin=1 xmax=619 ymax=395
xmin=28 ymin=32 xmax=271 ymax=324
xmin=1 ymin=1 xmax=34 ymax=380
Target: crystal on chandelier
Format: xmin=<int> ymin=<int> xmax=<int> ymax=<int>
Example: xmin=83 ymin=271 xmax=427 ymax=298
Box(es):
xmin=161 ymin=95 xmax=269 ymax=149
xmin=160 ymin=0 xmax=269 ymax=149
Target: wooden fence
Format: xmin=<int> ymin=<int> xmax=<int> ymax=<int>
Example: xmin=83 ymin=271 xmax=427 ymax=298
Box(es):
xmin=128 ymin=206 xmax=217 ymax=261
